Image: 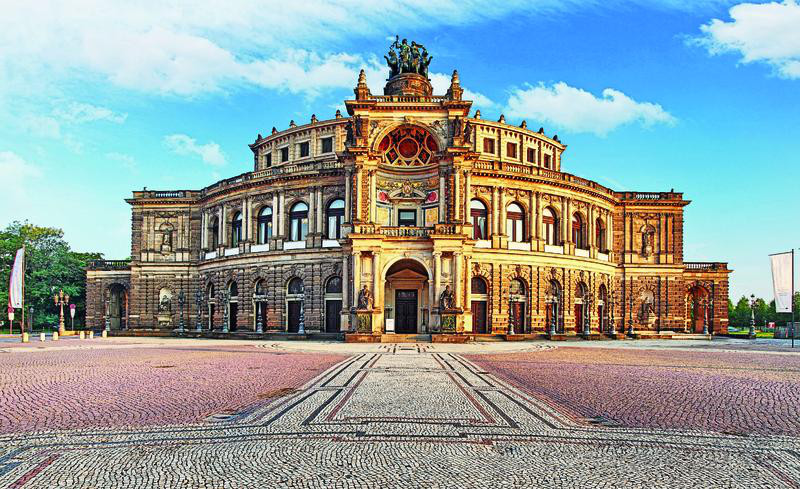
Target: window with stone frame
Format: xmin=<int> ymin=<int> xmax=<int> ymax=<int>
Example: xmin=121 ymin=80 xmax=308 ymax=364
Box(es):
xmin=572 ymin=213 xmax=587 ymax=250
xmin=257 ymin=206 xmax=273 ymax=244
xmin=321 ymin=136 xmax=333 ymax=154
xmin=326 ymin=199 xmax=345 ymax=239
xmin=542 ymin=207 xmax=559 ymax=246
xmin=263 ymin=152 xmax=272 ymax=168
xmin=544 ymin=154 xmax=552 ymax=169
xmin=298 ymin=141 xmax=310 ymax=158
xmin=595 ymin=217 xmax=607 ymax=252
xmin=483 ymin=138 xmax=495 ymax=154
xmin=526 ymin=148 xmax=536 ymax=163
xmin=289 ymin=202 xmax=309 ymax=241
xmin=470 ymin=199 xmax=488 ymax=240
xmin=398 ymin=209 xmax=416 ymax=227
xmin=280 ymin=147 xmax=289 ymax=162
xmin=506 ymin=142 xmax=517 ymax=159
xmin=506 ymin=203 xmax=525 ymax=242
xmin=210 ymin=217 xmax=220 ymax=248
xmin=231 ymin=212 xmax=243 ymax=246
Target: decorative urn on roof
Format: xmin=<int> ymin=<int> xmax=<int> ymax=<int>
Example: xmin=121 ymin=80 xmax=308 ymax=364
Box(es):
xmin=383 ymin=36 xmax=433 ymax=97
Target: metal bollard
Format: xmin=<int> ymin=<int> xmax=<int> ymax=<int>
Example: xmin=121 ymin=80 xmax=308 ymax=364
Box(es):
xmin=40 ymin=333 xmax=46 ymax=342
xmin=79 ymin=331 xmax=85 ymax=340
xmin=101 ymin=330 xmax=108 ymax=338
xmin=21 ymin=333 xmax=29 ymax=343
xmin=89 ymin=331 xmax=94 ymax=339
xmin=52 ymin=331 xmax=59 ymax=341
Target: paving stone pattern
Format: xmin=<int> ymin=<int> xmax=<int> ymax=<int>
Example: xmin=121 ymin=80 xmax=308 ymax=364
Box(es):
xmin=469 ymin=346 xmax=800 ymax=436
xmin=0 ymin=341 xmax=798 ymax=487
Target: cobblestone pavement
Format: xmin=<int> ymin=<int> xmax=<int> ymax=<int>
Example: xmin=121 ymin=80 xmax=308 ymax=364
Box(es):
xmin=469 ymin=346 xmax=800 ymax=437
xmin=0 ymin=340 xmax=346 ymax=433
xmin=0 ymin=340 xmax=799 ymax=488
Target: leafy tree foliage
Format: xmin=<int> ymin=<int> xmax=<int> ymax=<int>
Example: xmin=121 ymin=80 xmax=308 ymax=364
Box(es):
xmin=728 ymin=292 xmax=800 ymax=328
xmin=0 ymin=221 xmax=102 ymax=329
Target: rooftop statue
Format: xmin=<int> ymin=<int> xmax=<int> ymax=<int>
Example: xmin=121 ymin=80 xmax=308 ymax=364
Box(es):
xmin=385 ymin=35 xmax=433 ymax=78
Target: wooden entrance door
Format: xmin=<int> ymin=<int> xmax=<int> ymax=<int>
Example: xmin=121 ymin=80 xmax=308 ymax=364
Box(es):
xmin=471 ymin=301 xmax=487 ymax=334
xmin=574 ymin=303 xmax=583 ymax=333
xmin=510 ymin=302 xmax=525 ymax=332
xmin=287 ymin=300 xmax=301 ymax=333
xmin=325 ymin=300 xmax=342 ymax=333
xmin=229 ymin=302 xmax=238 ymax=331
xmin=395 ymin=290 xmax=418 ymax=334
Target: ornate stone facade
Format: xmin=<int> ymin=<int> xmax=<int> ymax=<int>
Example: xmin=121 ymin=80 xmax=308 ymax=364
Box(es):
xmin=86 ymin=42 xmax=730 ymax=336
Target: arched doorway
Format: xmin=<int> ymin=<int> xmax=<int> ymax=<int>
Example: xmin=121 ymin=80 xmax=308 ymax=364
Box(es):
xmin=574 ymin=282 xmax=588 ymax=333
xmin=598 ymin=284 xmax=608 ymax=332
xmin=228 ymin=281 xmax=239 ymax=331
xmin=286 ymin=278 xmax=304 ymax=333
xmin=206 ymin=283 xmax=216 ymax=330
xmin=324 ymin=276 xmax=343 ymax=332
xmin=108 ymin=284 xmax=127 ymax=329
xmin=471 ymin=276 xmax=488 ymax=334
xmin=687 ymin=285 xmax=710 ymax=333
xmin=509 ymin=278 xmax=527 ymax=333
xmin=546 ymin=280 xmax=563 ymax=334
xmin=384 ymin=259 xmax=430 ymax=334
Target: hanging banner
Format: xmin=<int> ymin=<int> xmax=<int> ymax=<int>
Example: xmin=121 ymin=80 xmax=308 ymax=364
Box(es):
xmin=8 ymin=248 xmax=24 ymax=308
xmin=770 ymin=251 xmax=793 ymax=313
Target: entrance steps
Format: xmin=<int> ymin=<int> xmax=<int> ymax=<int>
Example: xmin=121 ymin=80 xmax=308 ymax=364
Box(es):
xmin=381 ymin=334 xmax=432 ymax=343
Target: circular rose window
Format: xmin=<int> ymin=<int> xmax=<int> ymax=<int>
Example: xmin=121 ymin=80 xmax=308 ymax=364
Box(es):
xmin=377 ymin=126 xmax=438 ymax=167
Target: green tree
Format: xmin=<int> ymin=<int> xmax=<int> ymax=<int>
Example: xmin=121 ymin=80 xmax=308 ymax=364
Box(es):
xmin=729 ymin=296 xmax=751 ymax=328
xmin=0 ymin=221 xmax=102 ymax=329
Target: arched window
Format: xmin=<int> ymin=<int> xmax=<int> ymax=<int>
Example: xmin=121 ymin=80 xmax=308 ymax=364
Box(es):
xmin=288 ymin=277 xmax=304 ymax=295
xmin=572 ymin=213 xmax=587 ymax=250
xmin=257 ymin=207 xmax=273 ymax=244
xmin=470 ymin=277 xmax=489 ymax=334
xmin=325 ymin=276 xmax=342 ymax=294
xmin=595 ymin=217 xmax=606 ymax=252
xmin=231 ymin=212 xmax=242 ymax=247
xmin=289 ymin=202 xmax=309 ymax=241
xmin=470 ymin=199 xmax=488 ymax=240
xmin=542 ymin=207 xmax=559 ymax=246
xmin=210 ymin=217 xmax=219 ymax=249
xmin=506 ymin=203 xmax=525 ymax=242
xmin=574 ymin=282 xmax=588 ymax=333
xmin=326 ymin=199 xmax=345 ymax=240
xmin=227 ymin=281 xmax=239 ymax=331
xmin=229 ymin=281 xmax=238 ymax=298
xmin=509 ymin=278 xmax=527 ymax=332
xmin=471 ymin=276 xmax=488 ymax=295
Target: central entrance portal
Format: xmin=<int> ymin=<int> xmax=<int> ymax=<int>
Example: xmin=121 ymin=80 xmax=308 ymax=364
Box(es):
xmin=395 ymin=290 xmax=418 ymax=334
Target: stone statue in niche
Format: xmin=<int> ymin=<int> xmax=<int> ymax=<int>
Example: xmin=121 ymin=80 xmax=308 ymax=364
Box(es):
xmin=357 ymin=285 xmax=373 ymax=310
xmin=160 ymin=223 xmax=174 ymax=253
xmin=159 ymin=292 xmax=172 ymax=313
xmin=439 ymin=284 xmax=455 ymax=310
xmin=640 ymin=226 xmax=655 ymax=257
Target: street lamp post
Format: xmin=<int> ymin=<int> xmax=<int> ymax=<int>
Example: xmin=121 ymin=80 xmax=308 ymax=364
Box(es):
xmin=177 ymin=291 xmax=185 ymax=332
xmin=254 ymin=294 xmax=264 ymax=334
xmin=195 ymin=289 xmax=203 ymax=332
xmin=608 ymin=293 xmax=616 ymax=335
xmin=104 ymin=298 xmax=110 ymax=332
xmin=702 ymin=298 xmax=709 ymax=335
xmin=749 ymin=294 xmax=757 ymax=339
xmin=509 ymin=297 xmax=516 ymax=335
xmin=583 ymin=296 xmax=592 ymax=336
xmin=547 ymin=295 xmax=557 ymax=336
xmin=53 ymin=289 xmax=69 ymax=335
xmin=627 ymin=295 xmax=634 ymax=336
xmin=221 ymin=290 xmax=230 ymax=333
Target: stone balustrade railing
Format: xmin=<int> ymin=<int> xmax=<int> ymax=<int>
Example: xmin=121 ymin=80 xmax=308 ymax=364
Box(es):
xmin=684 ymin=262 xmax=728 ymax=271
xmin=87 ymin=259 xmax=132 ymax=270
xmin=379 ymin=226 xmax=432 ymax=238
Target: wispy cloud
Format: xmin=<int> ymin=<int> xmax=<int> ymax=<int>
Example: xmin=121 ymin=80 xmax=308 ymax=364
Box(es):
xmin=693 ymin=0 xmax=800 ymax=79
xmin=503 ymin=82 xmax=676 ymax=136
xmin=164 ymin=134 xmax=226 ymax=166
xmin=54 ymin=102 xmax=127 ymax=124
xmin=0 ymin=151 xmax=43 ymax=199
xmin=106 ymin=152 xmax=137 ymax=171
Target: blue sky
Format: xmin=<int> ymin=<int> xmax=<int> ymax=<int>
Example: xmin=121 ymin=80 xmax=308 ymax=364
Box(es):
xmin=1 ymin=0 xmax=798 ymax=302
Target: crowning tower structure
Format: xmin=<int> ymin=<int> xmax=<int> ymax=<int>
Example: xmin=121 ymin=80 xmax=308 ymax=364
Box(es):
xmin=86 ymin=39 xmax=730 ymax=338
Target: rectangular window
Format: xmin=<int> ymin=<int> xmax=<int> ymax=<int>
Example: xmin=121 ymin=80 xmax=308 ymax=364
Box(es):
xmin=398 ymin=210 xmax=416 ymax=227
xmin=264 ymin=152 xmax=272 ymax=168
xmin=506 ymin=142 xmax=517 ymax=159
xmin=321 ymin=137 xmax=333 ymax=153
xmin=544 ymin=154 xmax=552 ymax=169
xmin=483 ymin=138 xmax=495 ymax=154
xmin=526 ymin=148 xmax=535 ymax=163
xmin=280 ymin=147 xmax=289 ymax=162
xmin=298 ymin=141 xmax=310 ymax=158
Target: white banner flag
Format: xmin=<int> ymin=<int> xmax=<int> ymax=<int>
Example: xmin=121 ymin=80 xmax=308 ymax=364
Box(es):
xmin=770 ymin=252 xmax=793 ymax=313
xmin=8 ymin=248 xmax=24 ymax=308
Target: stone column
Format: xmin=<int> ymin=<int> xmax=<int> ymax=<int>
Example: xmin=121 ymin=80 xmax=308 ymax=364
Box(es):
xmin=454 ymin=252 xmax=462 ymax=308
xmin=438 ymin=173 xmax=445 ymax=223
xmin=201 ymin=211 xmax=207 ymax=249
xmin=344 ymin=168 xmax=352 ymax=223
xmin=464 ymin=171 xmax=471 ymax=220
xmin=491 ymin=187 xmax=499 ymax=236
xmin=342 ymin=255 xmax=350 ymax=309
xmin=278 ymin=192 xmax=285 ymax=237
xmin=308 ymin=187 xmax=316 ymax=235
xmin=453 ymin=170 xmax=460 ymax=222
xmin=498 ymin=188 xmax=506 ymax=235
xmin=355 ymin=169 xmax=363 ymax=221
xmin=218 ymin=206 xmax=225 ymax=247
xmin=317 ymin=187 xmax=324 ymax=235
xmin=372 ymin=252 xmax=381 ymax=308
xmin=531 ymin=191 xmax=539 ymax=241
xmin=369 ymin=170 xmax=377 ymax=223
xmin=433 ymin=252 xmax=442 ymax=309
xmin=242 ymin=197 xmax=248 ymax=241
xmin=353 ymin=251 xmax=362 ymax=302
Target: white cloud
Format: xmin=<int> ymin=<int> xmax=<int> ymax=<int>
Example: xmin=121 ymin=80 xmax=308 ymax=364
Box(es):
xmin=54 ymin=102 xmax=127 ymax=123
xmin=106 ymin=152 xmax=137 ymax=171
xmin=0 ymin=1 xmax=729 ymax=99
xmin=0 ymin=151 xmax=43 ymax=199
xmin=164 ymin=134 xmax=226 ymax=166
xmin=503 ymin=82 xmax=676 ymax=136
xmin=695 ymin=1 xmax=800 ymax=79
xmin=429 ymin=72 xmax=495 ymax=109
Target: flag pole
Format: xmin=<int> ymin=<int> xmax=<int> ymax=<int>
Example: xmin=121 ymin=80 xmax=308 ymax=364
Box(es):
xmin=792 ymin=248 xmax=795 ymax=349
xmin=21 ymin=245 xmax=25 ymax=336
